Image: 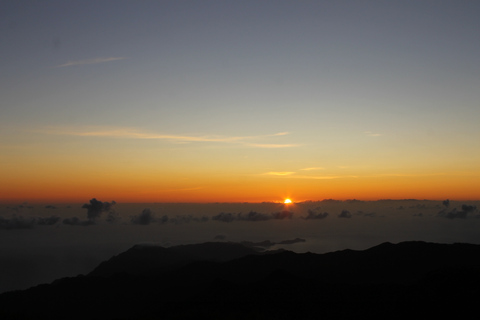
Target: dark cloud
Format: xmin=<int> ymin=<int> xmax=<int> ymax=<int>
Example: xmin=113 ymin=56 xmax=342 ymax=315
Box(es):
xmin=278 ymin=238 xmax=306 ymax=245
xmin=359 ymin=211 xmax=378 ymax=218
xmin=338 ymin=210 xmax=352 ymax=218
xmin=62 ymin=217 xmax=95 ymax=226
xmin=0 ymin=216 xmax=35 ymax=230
xmin=238 ymin=211 xmax=271 ymax=221
xmin=461 ymin=204 xmax=477 ymax=213
xmin=438 ymin=204 xmax=477 ymax=219
xmin=303 ymin=208 xmax=329 ymax=220
xmin=106 ymin=211 xmax=119 ymax=223
xmin=241 ymin=240 xmax=276 ymax=248
xmin=241 ymin=238 xmax=306 ymax=249
xmin=352 ymin=210 xmax=381 ymax=218
xmin=445 ymin=209 xmax=467 ymax=219
xmin=409 ymin=204 xmax=426 ymax=209
xmin=271 ymin=210 xmax=294 ymax=220
xmin=81 ymin=198 xmax=116 ymax=221
xmin=158 ymin=215 xmax=169 ymax=224
xmin=214 ymin=234 xmax=226 ymax=240
xmin=131 ymin=208 xmax=155 ymax=225
xmin=442 ymin=199 xmax=450 ymax=208
xmin=36 ymin=216 xmax=61 ymax=225
xmin=129 ymin=210 xmax=210 ymax=226
xmin=45 ymin=205 xmax=56 ymax=209
xmin=212 ymin=212 xmax=237 ymax=223
xmin=0 ymin=215 xmax=60 ymax=230
xmin=168 ymin=214 xmax=209 ymax=225
xmin=346 ymin=199 xmax=364 ymax=203
xmin=63 ymin=198 xmax=118 ymax=226
xmin=321 ymin=199 xmax=342 ymax=203
xmin=197 ymin=216 xmax=209 ymax=222
xmin=212 ymin=210 xmax=293 ymax=222
xmin=6 ymin=203 xmax=34 ymax=214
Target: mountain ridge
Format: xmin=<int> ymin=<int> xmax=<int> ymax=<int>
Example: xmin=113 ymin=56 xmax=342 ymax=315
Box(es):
xmin=2 ymin=240 xmax=480 ymax=319
xmin=89 ymin=241 xmax=262 ymax=277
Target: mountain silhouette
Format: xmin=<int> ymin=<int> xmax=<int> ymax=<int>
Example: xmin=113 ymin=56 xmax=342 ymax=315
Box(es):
xmin=1 ymin=241 xmax=480 ymax=319
xmin=89 ymin=242 xmax=262 ymax=277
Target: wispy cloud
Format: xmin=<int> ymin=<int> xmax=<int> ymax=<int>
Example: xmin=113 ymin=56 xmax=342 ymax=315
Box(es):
xmin=261 ymin=171 xmax=358 ymax=179
xmin=372 ymin=172 xmax=448 ymax=178
xmin=264 ymin=172 xmax=296 ymax=176
xmin=41 ymin=126 xmax=298 ymax=148
xmin=263 ymin=170 xmax=448 ymax=180
xmin=56 ymin=57 xmax=126 ymax=67
xmin=300 ymin=167 xmax=325 ymax=171
xmin=298 ymin=175 xmax=358 ymax=180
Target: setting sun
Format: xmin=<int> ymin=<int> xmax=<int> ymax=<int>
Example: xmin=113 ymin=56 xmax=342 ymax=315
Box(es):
xmin=284 ymin=199 xmax=292 ymax=204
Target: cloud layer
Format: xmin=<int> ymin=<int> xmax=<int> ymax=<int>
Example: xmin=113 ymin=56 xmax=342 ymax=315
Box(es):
xmin=212 ymin=210 xmax=293 ymax=222
xmin=0 ymin=215 xmax=60 ymax=230
xmin=3 ymin=199 xmax=480 ymax=231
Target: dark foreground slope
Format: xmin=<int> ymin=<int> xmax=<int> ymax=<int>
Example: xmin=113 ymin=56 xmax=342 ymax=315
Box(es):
xmin=1 ymin=241 xmax=480 ymax=320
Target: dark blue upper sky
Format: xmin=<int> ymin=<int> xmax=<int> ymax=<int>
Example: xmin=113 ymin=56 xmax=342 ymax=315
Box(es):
xmin=1 ymin=1 xmax=480 ymax=202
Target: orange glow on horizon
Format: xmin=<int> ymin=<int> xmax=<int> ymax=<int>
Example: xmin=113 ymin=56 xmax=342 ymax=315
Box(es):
xmin=1 ymin=165 xmax=480 ymax=204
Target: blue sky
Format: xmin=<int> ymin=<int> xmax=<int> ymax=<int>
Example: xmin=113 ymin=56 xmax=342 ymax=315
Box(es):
xmin=1 ymin=1 xmax=480 ymax=202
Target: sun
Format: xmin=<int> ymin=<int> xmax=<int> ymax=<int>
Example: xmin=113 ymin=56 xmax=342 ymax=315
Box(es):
xmin=284 ymin=198 xmax=292 ymax=204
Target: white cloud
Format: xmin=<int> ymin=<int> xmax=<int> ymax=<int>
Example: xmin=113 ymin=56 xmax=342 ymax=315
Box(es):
xmin=41 ymin=126 xmax=298 ymax=148
xmin=56 ymin=57 xmax=126 ymax=67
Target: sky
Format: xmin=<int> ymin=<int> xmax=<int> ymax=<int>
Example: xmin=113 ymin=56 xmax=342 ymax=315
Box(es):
xmin=1 ymin=0 xmax=479 ymax=203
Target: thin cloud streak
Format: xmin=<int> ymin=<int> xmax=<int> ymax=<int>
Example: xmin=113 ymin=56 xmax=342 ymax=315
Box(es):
xmin=292 ymin=175 xmax=359 ymax=180
xmin=56 ymin=57 xmax=127 ymax=67
xmin=264 ymin=172 xmax=296 ymax=176
xmin=262 ymin=171 xmax=358 ymax=180
xmin=276 ymin=172 xmax=449 ymax=180
xmin=41 ymin=126 xmax=298 ymax=148
xmin=371 ymin=173 xmax=448 ymax=177
xmin=261 ymin=172 xmax=358 ymax=179
xmin=263 ymin=171 xmax=451 ymax=180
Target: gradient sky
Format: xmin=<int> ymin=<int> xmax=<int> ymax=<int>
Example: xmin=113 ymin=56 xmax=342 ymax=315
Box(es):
xmin=1 ymin=0 xmax=480 ymax=203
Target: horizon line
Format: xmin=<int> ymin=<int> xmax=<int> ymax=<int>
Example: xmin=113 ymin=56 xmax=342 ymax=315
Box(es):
xmin=1 ymin=198 xmax=478 ymax=205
